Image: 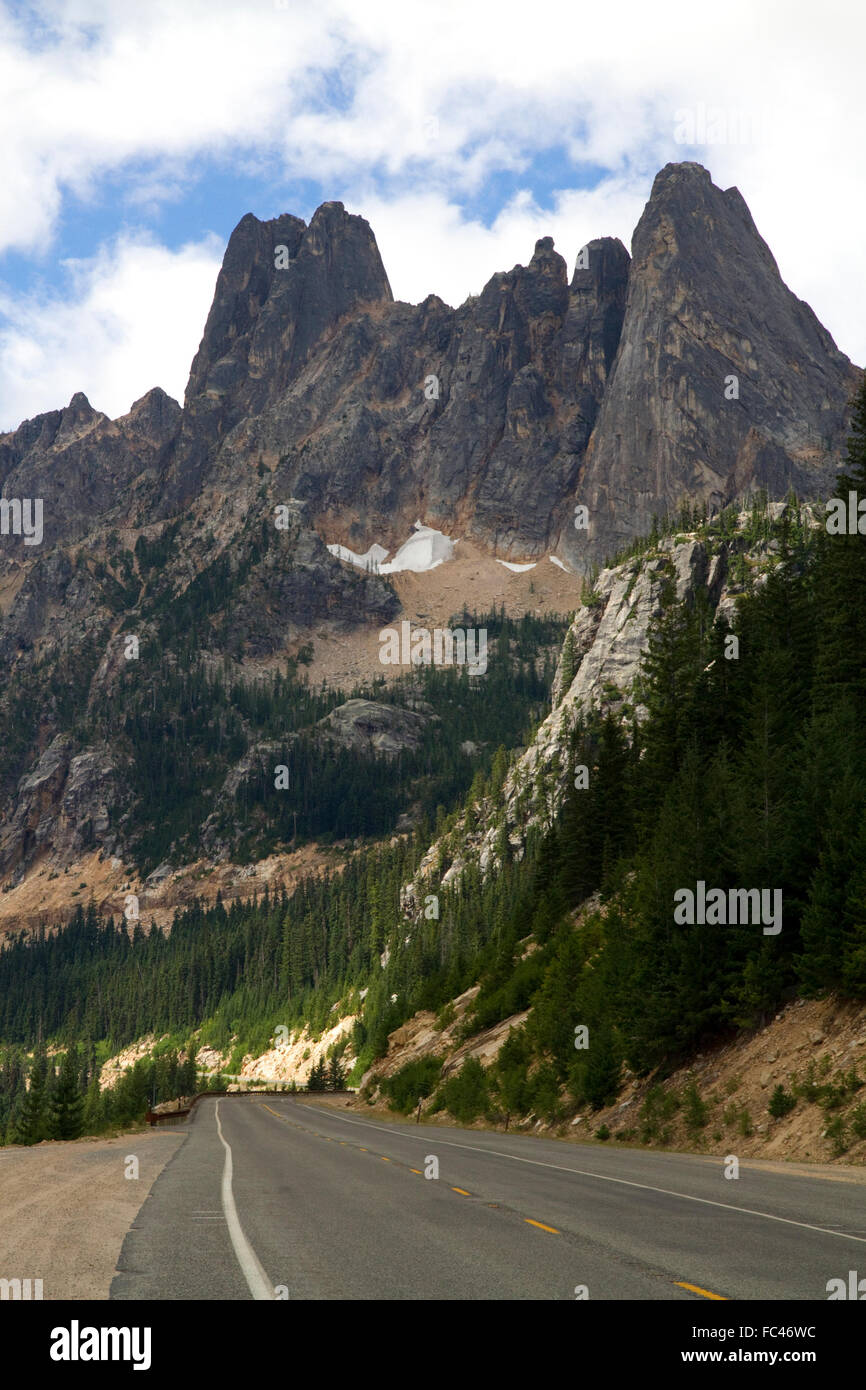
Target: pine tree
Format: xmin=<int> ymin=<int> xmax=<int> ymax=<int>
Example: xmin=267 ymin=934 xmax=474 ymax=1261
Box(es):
xmin=13 ymin=1047 xmax=48 ymax=1146
xmin=307 ymin=1056 xmax=327 ymax=1092
xmin=49 ymin=1045 xmax=84 ymax=1141
xmin=813 ymin=374 xmax=866 ymax=715
xmin=559 ymin=630 xmax=577 ymax=702
xmin=82 ymin=1072 xmax=105 ymax=1134
xmin=327 ymin=1053 xmax=346 ymax=1090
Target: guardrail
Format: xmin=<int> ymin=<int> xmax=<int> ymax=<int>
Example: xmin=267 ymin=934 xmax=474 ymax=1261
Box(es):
xmin=145 ymin=1089 xmax=356 ymax=1126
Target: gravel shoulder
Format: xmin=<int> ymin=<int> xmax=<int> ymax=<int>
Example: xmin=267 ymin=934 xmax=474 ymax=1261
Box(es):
xmin=0 ymin=1127 xmax=185 ymax=1300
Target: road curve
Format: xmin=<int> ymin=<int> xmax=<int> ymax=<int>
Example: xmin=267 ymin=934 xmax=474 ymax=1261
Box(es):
xmin=110 ymin=1096 xmax=866 ymax=1300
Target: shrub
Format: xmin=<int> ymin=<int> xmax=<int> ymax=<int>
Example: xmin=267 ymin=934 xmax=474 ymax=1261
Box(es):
xmin=528 ymin=1062 xmax=563 ymax=1124
xmin=434 ymin=1002 xmax=456 ymax=1032
xmin=825 ymin=1115 xmax=848 ymax=1156
xmin=494 ymin=1029 xmax=532 ymax=1117
xmin=850 ymin=1103 xmax=866 ymax=1140
xmin=596 ymin=1123 xmax=610 ymax=1141
xmin=768 ymin=1085 xmax=797 ymax=1119
xmin=682 ymin=1082 xmax=709 ymax=1132
xmin=639 ymin=1084 xmax=680 ymax=1141
xmin=379 ymin=1056 xmax=443 ymax=1114
xmin=441 ymin=1057 xmax=489 ymax=1125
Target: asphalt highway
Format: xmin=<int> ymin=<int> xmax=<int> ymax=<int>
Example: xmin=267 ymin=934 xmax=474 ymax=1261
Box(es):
xmin=110 ymin=1095 xmax=866 ymax=1300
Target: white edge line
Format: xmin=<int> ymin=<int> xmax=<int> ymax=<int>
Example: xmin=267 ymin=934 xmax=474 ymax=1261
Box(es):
xmin=215 ymin=1099 xmax=275 ymax=1300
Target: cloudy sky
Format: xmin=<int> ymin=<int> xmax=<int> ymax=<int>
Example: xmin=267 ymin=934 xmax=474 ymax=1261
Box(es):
xmin=0 ymin=0 xmax=863 ymax=432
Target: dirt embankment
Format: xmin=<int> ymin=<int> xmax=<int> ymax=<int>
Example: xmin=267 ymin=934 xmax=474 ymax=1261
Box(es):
xmin=0 ymin=1128 xmax=182 ymax=1299
xmin=588 ymin=996 xmax=866 ymax=1165
xmin=334 ymin=990 xmax=866 ymax=1168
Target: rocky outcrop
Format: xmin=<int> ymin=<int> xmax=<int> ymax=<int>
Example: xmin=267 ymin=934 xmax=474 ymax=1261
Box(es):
xmin=0 ymin=388 xmax=181 ymax=552
xmin=568 ymin=163 xmax=859 ymax=568
xmin=0 ymin=736 xmax=128 ymax=879
xmin=210 ymin=228 xmax=629 ymax=560
xmin=403 ymin=501 xmax=822 ymax=900
xmin=1 ymin=163 xmax=854 ymax=600
xmin=186 ymin=205 xmax=393 ymax=414
xmin=316 ymin=698 xmax=431 ymax=756
xmin=217 ymin=521 xmax=399 ymax=657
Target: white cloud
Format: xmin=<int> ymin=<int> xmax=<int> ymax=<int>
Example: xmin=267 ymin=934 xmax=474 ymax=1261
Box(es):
xmin=352 ymin=180 xmax=647 ymax=308
xmin=0 ymin=233 xmax=222 ymax=430
xmin=0 ymin=0 xmax=863 ymax=432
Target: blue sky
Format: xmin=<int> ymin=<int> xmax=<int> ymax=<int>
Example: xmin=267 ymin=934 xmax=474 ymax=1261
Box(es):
xmin=0 ymin=0 xmax=862 ymax=432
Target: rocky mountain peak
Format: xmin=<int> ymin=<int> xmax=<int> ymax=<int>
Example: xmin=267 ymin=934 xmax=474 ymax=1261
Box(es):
xmin=57 ymin=391 xmax=105 ymax=440
xmin=182 ymin=202 xmax=392 ymax=453
xmin=633 ymin=160 xmax=778 ymax=279
xmin=565 ymin=164 xmax=858 ymax=569
xmin=121 ymin=387 xmax=182 ymax=442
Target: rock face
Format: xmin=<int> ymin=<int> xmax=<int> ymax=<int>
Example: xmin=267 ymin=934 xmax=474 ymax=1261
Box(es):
xmin=186 ymin=206 xmax=393 ymax=415
xmin=0 ymin=164 xmax=858 ymax=878
xmin=317 ymin=699 xmax=431 ymax=756
xmin=1 ymin=165 xmax=855 ymax=580
xmin=167 ymin=167 xmax=855 ymax=569
xmin=218 ymin=521 xmax=399 ymax=657
xmin=0 ymin=735 xmax=128 ymax=880
xmin=0 ymin=387 xmax=181 ymax=550
xmin=201 ymin=224 xmax=630 ymax=560
xmin=569 ymin=164 xmax=858 ymax=567
xmin=402 ymin=501 xmax=823 ymax=903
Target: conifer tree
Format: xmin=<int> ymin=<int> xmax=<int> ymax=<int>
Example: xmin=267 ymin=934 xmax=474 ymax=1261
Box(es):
xmin=48 ymin=1045 xmax=84 ymax=1141
xmin=13 ymin=1047 xmax=48 ymax=1146
xmin=327 ymin=1054 xmax=346 ymax=1090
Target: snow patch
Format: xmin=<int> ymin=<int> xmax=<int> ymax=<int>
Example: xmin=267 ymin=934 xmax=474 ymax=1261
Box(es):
xmin=327 ymin=541 xmax=390 ymax=572
xmin=327 ymin=524 xmax=457 ymax=576
xmin=379 ymin=525 xmax=456 ymax=574
xmin=549 ymin=555 xmax=571 ymax=572
xmin=496 ymin=559 xmax=537 ymax=572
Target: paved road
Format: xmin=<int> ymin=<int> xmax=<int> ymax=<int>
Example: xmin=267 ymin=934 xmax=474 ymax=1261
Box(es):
xmin=111 ymin=1096 xmax=866 ymax=1300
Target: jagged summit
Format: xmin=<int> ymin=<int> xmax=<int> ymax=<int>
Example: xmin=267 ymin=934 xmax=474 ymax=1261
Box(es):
xmin=565 ymin=164 xmax=858 ymax=566
xmin=184 ymin=202 xmax=392 ymax=413
xmin=0 ymin=161 xmax=859 ymax=898
xmin=1 ymin=164 xmax=857 ymax=572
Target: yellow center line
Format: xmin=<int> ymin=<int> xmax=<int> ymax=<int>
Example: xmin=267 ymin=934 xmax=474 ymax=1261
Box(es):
xmin=451 ymin=1187 xmax=471 ymax=1196
xmin=359 ymin=1147 xmax=368 ymax=1152
xmin=524 ymin=1218 xmax=560 ymax=1234
xmin=261 ymin=1104 xmax=283 ymax=1118
xmin=675 ymin=1282 xmax=728 ymax=1301
xmin=410 ymin=1168 xmax=423 ymax=1175
xmin=381 ymin=1156 xmax=390 ymax=1162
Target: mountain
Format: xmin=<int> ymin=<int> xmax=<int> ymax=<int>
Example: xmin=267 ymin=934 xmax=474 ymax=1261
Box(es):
xmin=0 ymin=161 xmax=859 ymax=892
xmin=572 ymin=163 xmax=858 ymax=565
xmin=2 ymin=355 xmax=866 ymax=1158
xmin=3 ymin=163 xmax=854 ymax=568
xmin=7 ymin=459 xmax=866 ymax=1165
